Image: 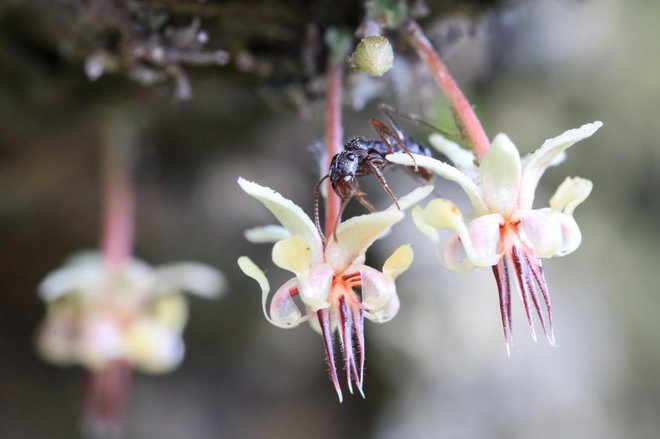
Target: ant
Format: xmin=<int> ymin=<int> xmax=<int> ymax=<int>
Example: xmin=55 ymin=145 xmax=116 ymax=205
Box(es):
xmin=314 ymin=103 xmax=451 ymax=241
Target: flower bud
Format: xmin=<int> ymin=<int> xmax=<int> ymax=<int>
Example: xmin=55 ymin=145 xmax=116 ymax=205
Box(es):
xmin=351 ymin=36 xmax=394 ymax=76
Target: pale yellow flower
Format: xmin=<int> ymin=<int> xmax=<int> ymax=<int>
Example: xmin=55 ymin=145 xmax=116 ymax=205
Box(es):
xmin=36 ymin=252 xmax=224 ymax=373
xmin=237 ymin=178 xmax=431 ymax=401
xmin=388 ymin=122 xmax=602 ymax=353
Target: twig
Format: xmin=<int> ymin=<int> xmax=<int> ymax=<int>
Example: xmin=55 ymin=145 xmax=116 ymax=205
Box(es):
xmin=401 ymin=19 xmax=490 ymax=158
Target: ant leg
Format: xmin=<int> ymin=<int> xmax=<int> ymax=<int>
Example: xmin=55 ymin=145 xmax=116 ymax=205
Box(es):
xmin=371 ymin=118 xmax=419 ymax=171
xmin=366 ymin=160 xmax=401 ymax=210
xmin=354 ymin=191 xmax=376 ymax=213
xmin=377 ymin=102 xmax=458 ymax=139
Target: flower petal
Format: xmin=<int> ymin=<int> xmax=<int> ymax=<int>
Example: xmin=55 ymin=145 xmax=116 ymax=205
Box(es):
xmin=428 ymin=133 xmax=477 ymax=175
xmin=459 ymin=214 xmax=503 ymax=268
xmin=480 ymin=133 xmax=521 ymax=214
xmin=520 ymin=121 xmax=602 ymax=208
xmin=516 ymin=209 xmax=583 ymax=258
xmin=272 ymin=235 xmax=312 ymax=276
xmin=325 ymin=209 xmax=404 ymax=273
xmin=270 ymin=278 xmax=304 ymax=328
xmin=298 ymin=262 xmax=333 ymax=311
xmin=420 ymin=199 xmax=502 ymax=270
xmin=152 ymin=294 xmax=189 ymax=331
xmin=155 ymin=263 xmax=225 ymax=298
xmin=386 ymin=152 xmax=486 ymax=212
xmin=516 ymin=209 xmax=562 ymax=258
xmin=382 ymin=244 xmax=414 ymax=280
xmin=238 ymin=178 xmax=323 ymax=264
xmin=365 ymin=293 xmax=400 ymax=323
xmin=549 ymin=177 xmax=592 ymax=216
xmin=38 ymin=256 xmax=103 ymax=301
xmin=124 ymin=319 xmax=185 ymax=374
xmin=443 ymin=234 xmax=474 ymax=271
xmin=411 ymin=205 xmax=440 ymax=244
xmin=388 ymin=185 xmax=434 ymax=211
xmin=244 ymin=225 xmax=291 ymax=243
xmin=359 ymin=265 xmax=396 ymax=311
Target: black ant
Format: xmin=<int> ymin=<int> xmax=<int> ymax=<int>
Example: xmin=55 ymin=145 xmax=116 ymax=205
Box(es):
xmin=314 ymin=103 xmax=451 ymax=241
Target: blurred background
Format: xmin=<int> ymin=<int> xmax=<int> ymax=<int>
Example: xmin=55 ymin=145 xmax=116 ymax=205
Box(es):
xmin=1 ymin=0 xmax=659 ymax=438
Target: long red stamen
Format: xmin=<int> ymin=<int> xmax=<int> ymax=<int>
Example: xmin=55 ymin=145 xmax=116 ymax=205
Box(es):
xmin=511 ymin=246 xmax=538 ymax=342
xmin=492 ymin=257 xmax=512 ymax=356
xmin=318 ymin=308 xmax=343 ymax=403
xmin=520 ymin=254 xmax=550 ymax=341
xmin=338 ymin=297 xmax=356 ymax=395
xmin=351 ymin=305 xmax=365 ymax=394
xmin=523 ymin=251 xmax=555 ymax=345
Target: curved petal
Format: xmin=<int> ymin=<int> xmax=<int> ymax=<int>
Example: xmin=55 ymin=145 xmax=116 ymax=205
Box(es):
xmin=358 ymin=265 xmax=396 ymax=311
xmin=386 ymin=152 xmax=486 ymax=212
xmin=38 ymin=259 xmax=103 ymax=302
xmin=520 ymin=121 xmax=602 ymax=208
xmin=238 ymin=178 xmax=323 ymax=264
xmin=270 ymin=278 xmax=305 ymax=328
xmin=382 ymin=244 xmax=414 ymax=280
xmin=124 ymin=320 xmax=185 ymax=374
xmin=36 ymin=312 xmax=77 ymax=366
xmin=438 ymin=209 xmax=503 ymax=270
xmin=549 ymin=177 xmax=592 ymax=215
xmin=272 ymin=235 xmax=312 ymax=276
xmin=152 ymin=294 xmax=189 ymax=331
xmin=460 ymin=214 xmax=505 ymax=267
xmin=556 ymin=214 xmax=583 ymax=256
xmin=414 ymin=198 xmax=467 ymax=231
xmin=411 ymin=205 xmax=440 ymax=243
xmin=155 ymin=263 xmax=225 ymax=298
xmin=516 ymin=209 xmax=583 ymax=258
xmin=298 ymin=262 xmax=333 ymax=311
xmin=365 ymin=293 xmax=400 ymax=323
xmin=428 ymin=133 xmax=477 ymax=175
xmin=480 ymin=133 xmax=521 ymax=215
xmin=238 ymin=256 xmax=304 ymax=328
xmin=442 ymin=234 xmax=474 ymax=271
xmin=325 ymin=209 xmax=404 ymax=273
xmin=387 ymin=185 xmax=434 ymax=211
xmin=244 ymin=225 xmax=291 ymax=243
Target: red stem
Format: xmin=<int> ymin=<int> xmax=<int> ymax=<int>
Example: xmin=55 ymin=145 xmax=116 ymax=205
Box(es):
xmin=401 ymin=19 xmax=490 ymax=159
xmin=85 ymin=123 xmax=136 ymax=436
xmin=81 ymin=361 xmax=132 ymax=438
xmin=101 ymin=141 xmax=135 ymax=270
xmin=324 ymin=63 xmax=344 ymax=235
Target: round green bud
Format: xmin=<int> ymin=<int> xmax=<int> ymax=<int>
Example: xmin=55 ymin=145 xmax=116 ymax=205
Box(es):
xmin=351 ymin=36 xmax=394 ymax=76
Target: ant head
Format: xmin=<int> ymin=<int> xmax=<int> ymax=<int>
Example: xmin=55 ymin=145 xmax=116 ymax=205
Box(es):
xmin=329 ymin=151 xmax=360 ymax=198
xmin=345 ymin=136 xmax=368 ymax=151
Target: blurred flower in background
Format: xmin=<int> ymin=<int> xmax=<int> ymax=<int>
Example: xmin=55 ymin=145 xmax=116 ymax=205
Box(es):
xmin=36 ymin=251 xmax=224 ymax=373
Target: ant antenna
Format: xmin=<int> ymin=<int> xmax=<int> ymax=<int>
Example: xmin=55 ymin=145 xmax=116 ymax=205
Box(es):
xmin=314 ymin=175 xmax=329 ymax=243
xmin=331 ymin=197 xmax=352 ymax=242
xmin=377 ymin=102 xmax=458 ymax=139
